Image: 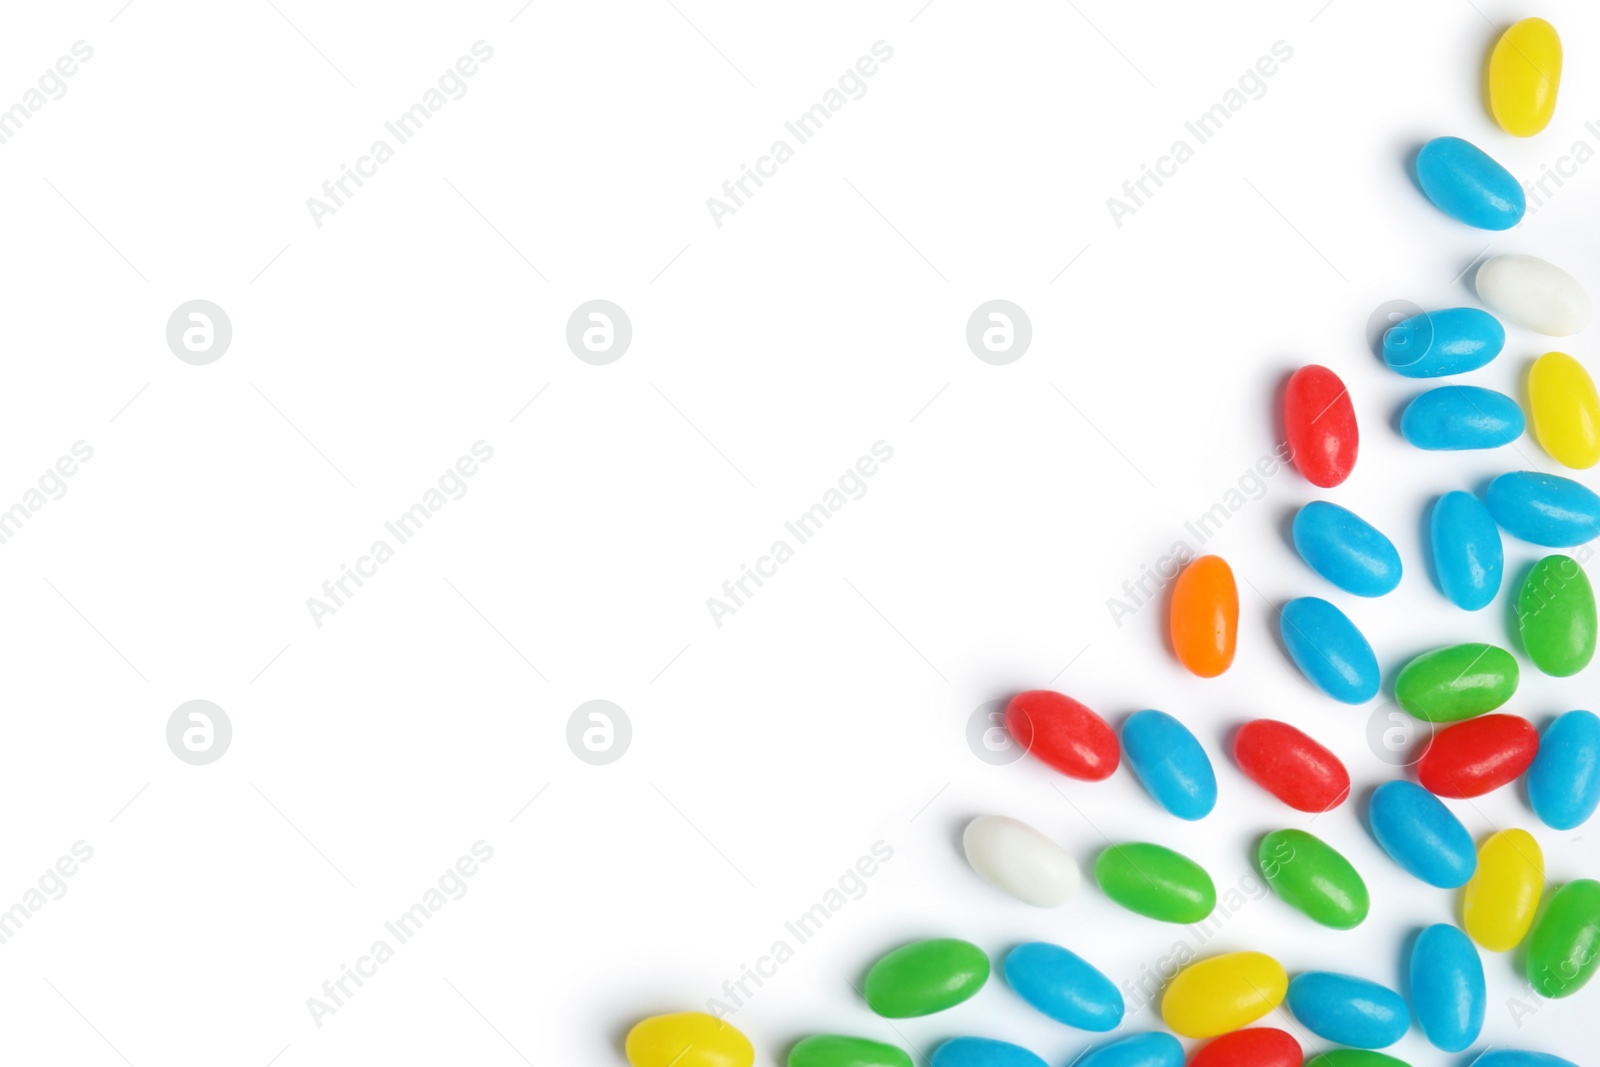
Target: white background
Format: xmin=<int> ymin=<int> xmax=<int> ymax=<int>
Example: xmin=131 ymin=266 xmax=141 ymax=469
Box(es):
xmin=0 ymin=0 xmax=1596 ymax=1064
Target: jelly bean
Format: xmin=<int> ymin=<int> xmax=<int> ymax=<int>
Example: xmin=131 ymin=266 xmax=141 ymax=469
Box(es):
xmin=1527 ymin=710 xmax=1600 ymax=830
xmin=1233 ymin=719 xmax=1350 ymax=813
xmin=1305 ymin=1054 xmax=1412 ymax=1067
xmin=1169 ymin=555 xmax=1237 ymax=678
xmin=1279 ymin=597 xmax=1380 ymax=704
xmin=1516 ymin=555 xmax=1596 ymax=676
xmin=1418 ymin=714 xmax=1538 ymax=798
xmin=1076 ymin=1032 xmax=1183 ymax=1067
xmin=1474 ymin=1053 xmax=1578 ymax=1067
xmin=1259 ymin=829 xmax=1369 ymax=928
xmin=1120 ymin=710 xmax=1216 ymax=820
xmin=1094 ymin=842 xmax=1215 ymax=923
xmin=1526 ymin=878 xmax=1600 ymax=998
xmin=1285 ymin=971 xmax=1408 ymax=1049
xmin=863 ymin=939 xmax=989 ymax=1017
xmin=1367 ymin=780 xmax=1476 ymax=888
xmin=1489 ymin=18 xmax=1562 ymax=137
xmin=1463 ymin=828 xmax=1543 ymax=951
xmin=1414 ymin=136 xmax=1524 ymax=230
xmin=1188 ymin=1029 xmax=1301 ymax=1067
xmin=1400 ymin=386 xmax=1524 ymax=450
xmin=1484 ymin=471 xmax=1600 ymax=547
xmin=1292 ymin=502 xmax=1402 ymax=596
xmin=930 ymin=1038 xmax=1046 ymax=1067
xmin=1006 ymin=690 xmax=1119 ymax=781
xmin=1409 ymin=923 xmax=1485 ymax=1051
xmin=790 ymin=1036 xmax=913 ymax=1067
xmin=1528 ymin=352 xmax=1600 ymax=468
xmin=1476 ymin=255 xmax=1592 ymax=336
xmin=1284 ymin=365 xmax=1358 ymax=487
xmin=1394 ymin=643 xmax=1518 ymax=722
xmin=1430 ymin=491 xmax=1502 ymax=610
xmin=1382 ymin=307 xmax=1504 ymax=377
xmin=962 ymin=815 xmax=1079 ymax=907
xmin=627 ymin=1013 xmax=754 ymax=1067
xmin=1003 ymin=942 xmax=1123 ymax=1031
xmin=1160 ymin=952 xmax=1287 ymax=1038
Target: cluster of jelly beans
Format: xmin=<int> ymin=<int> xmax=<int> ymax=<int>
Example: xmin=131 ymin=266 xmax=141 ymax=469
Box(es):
xmin=623 ymin=18 xmax=1598 ymax=1067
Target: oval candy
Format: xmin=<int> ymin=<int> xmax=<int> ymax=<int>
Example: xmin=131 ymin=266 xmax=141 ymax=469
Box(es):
xmin=1484 ymin=471 xmax=1600 ymax=547
xmin=863 ymin=939 xmax=989 ymax=1017
xmin=1476 ymin=255 xmax=1592 ymax=336
xmin=1463 ymin=829 xmax=1543 ymax=952
xmin=1394 ymin=643 xmax=1518 ymax=722
xmin=1474 ymin=1053 xmax=1578 ymax=1067
xmin=1259 ymin=829 xmax=1369 ymax=929
xmin=1430 ymin=490 xmax=1503 ymax=610
xmin=1120 ymin=709 xmax=1216 ymax=820
xmin=1094 ymin=842 xmax=1215 ymax=924
xmin=1489 ymin=17 xmax=1562 ymax=137
xmin=1528 ymin=709 xmax=1600 ymax=830
xmin=790 ymin=1036 xmax=913 ymax=1067
xmin=1415 ymin=136 xmax=1525 ymax=230
xmin=1525 ymin=878 xmax=1600 ymax=999
xmin=1280 ymin=597 xmax=1380 ymax=704
xmin=1169 ymin=555 xmax=1238 ymax=677
xmin=1292 ymin=501 xmax=1402 ymax=596
xmin=1516 ymin=554 xmax=1596 ymax=677
xmin=1188 ymin=1029 xmax=1301 ymax=1067
xmin=1400 ymin=386 xmax=1524 ymax=450
xmin=1410 ymin=923 xmax=1485 ymax=1052
xmin=1003 ymin=942 xmax=1123 ymax=1031
xmin=1368 ymin=780 xmax=1477 ymax=888
xmin=1383 ymin=307 xmax=1504 ymax=377
xmin=627 ymin=1013 xmax=754 ymax=1067
xmin=1305 ymin=1054 xmax=1412 ymax=1067
xmin=1285 ymin=971 xmax=1409 ymax=1049
xmin=1006 ymin=691 xmax=1119 ymax=781
xmin=930 ymin=1038 xmax=1046 ymax=1067
xmin=1233 ymin=719 xmax=1350 ymax=813
xmin=962 ymin=815 xmax=1079 ymax=907
xmin=1160 ymin=952 xmax=1287 ymax=1039
xmin=1284 ymin=365 xmax=1358 ymax=487
xmin=1076 ymin=1032 xmax=1183 ymax=1067
xmin=1418 ymin=714 xmax=1538 ymax=798
xmin=1528 ymin=352 xmax=1600 ymax=469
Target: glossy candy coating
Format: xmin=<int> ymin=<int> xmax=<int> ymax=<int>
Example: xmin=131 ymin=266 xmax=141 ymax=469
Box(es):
xmin=1169 ymin=555 xmax=1237 ymax=677
xmin=1400 ymin=386 xmax=1524 ymax=450
xmin=1284 ymin=365 xmax=1358 ymax=487
xmin=1516 ymin=555 xmax=1596 ymax=676
xmin=1292 ymin=502 xmax=1402 ymax=596
xmin=1473 ymin=1053 xmax=1578 ymax=1067
xmin=1259 ymin=829 xmax=1369 ymax=929
xmin=1410 ymin=923 xmax=1485 ymax=1051
xmin=1161 ymin=952 xmax=1287 ymax=1038
xmin=1120 ymin=710 xmax=1216 ymax=820
xmin=790 ymin=1036 xmax=913 ymax=1067
xmin=1489 ymin=18 xmax=1562 ymax=136
xmin=1305 ymin=1054 xmax=1412 ymax=1067
xmin=1003 ymin=942 xmax=1123 ymax=1031
xmin=627 ymin=1013 xmax=754 ymax=1067
xmin=864 ymin=939 xmax=989 ymax=1017
xmin=1368 ymin=781 xmax=1476 ymax=888
xmin=1414 ymin=136 xmax=1525 ymax=229
xmin=1006 ymin=691 xmax=1119 ymax=781
xmin=1075 ymin=1032 xmax=1183 ymax=1067
xmin=1484 ymin=472 xmax=1600 ymax=547
xmin=962 ymin=815 xmax=1079 ymax=907
xmin=1394 ymin=643 xmax=1518 ymax=722
xmin=1527 ymin=710 xmax=1600 ymax=830
xmin=1187 ymin=1029 xmax=1300 ymax=1067
xmin=929 ymin=1038 xmax=1046 ymax=1067
xmin=1233 ymin=719 xmax=1350 ymax=813
xmin=1525 ymin=879 xmax=1600 ymax=998
xmin=1285 ymin=971 xmax=1409 ymax=1049
xmin=1418 ymin=715 xmax=1538 ymax=798
xmin=1463 ymin=829 xmax=1543 ymax=951
xmin=1528 ymin=352 xmax=1600 ymax=468
xmin=1280 ymin=597 xmax=1380 ymax=704
xmin=1476 ymin=255 xmax=1592 ymax=336
xmin=1095 ymin=843 xmax=1215 ymax=924
xmin=1431 ymin=491 xmax=1502 ymax=610
xmin=1383 ymin=307 xmax=1504 ymax=377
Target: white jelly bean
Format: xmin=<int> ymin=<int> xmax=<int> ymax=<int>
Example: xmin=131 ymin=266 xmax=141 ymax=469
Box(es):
xmin=1475 ymin=254 xmax=1591 ymax=336
xmin=961 ymin=814 xmax=1079 ymax=906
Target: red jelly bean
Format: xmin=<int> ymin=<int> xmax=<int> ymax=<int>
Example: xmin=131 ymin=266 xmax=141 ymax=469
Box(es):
xmin=1284 ymin=365 xmax=1358 ymax=487
xmin=1232 ymin=719 xmax=1351 ymax=813
xmin=1006 ymin=690 xmax=1119 ymax=781
xmin=1418 ymin=713 xmax=1539 ymax=798
xmin=1189 ymin=1028 xmax=1302 ymax=1067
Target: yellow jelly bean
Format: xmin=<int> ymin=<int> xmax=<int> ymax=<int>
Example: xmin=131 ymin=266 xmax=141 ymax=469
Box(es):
xmin=1529 ymin=352 xmax=1600 ymax=469
xmin=1489 ymin=18 xmax=1562 ymax=137
xmin=626 ymin=1012 xmax=754 ymax=1067
xmin=1462 ymin=829 xmax=1544 ymax=952
xmin=1161 ymin=951 xmax=1287 ymax=1038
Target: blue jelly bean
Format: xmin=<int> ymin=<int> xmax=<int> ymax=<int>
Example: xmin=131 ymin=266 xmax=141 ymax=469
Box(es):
xmin=931 ymin=1037 xmax=1047 ymax=1067
xmin=1383 ymin=307 xmax=1505 ymax=377
xmin=1076 ymin=1032 xmax=1183 ymax=1067
xmin=1485 ymin=472 xmax=1600 ymax=547
xmin=1401 ymin=386 xmax=1525 ymax=450
xmin=1430 ymin=491 xmax=1503 ymax=611
xmin=1415 ymin=136 xmax=1526 ymax=230
xmin=1410 ymin=923 xmax=1485 ymax=1052
xmin=1292 ymin=502 xmax=1402 ymax=597
xmin=1528 ymin=709 xmax=1600 ymax=830
xmin=1285 ymin=971 xmax=1409 ymax=1049
xmin=1003 ymin=942 xmax=1124 ymax=1031
xmin=1474 ymin=1053 xmax=1580 ymax=1067
xmin=1119 ymin=710 xmax=1217 ymax=821
xmin=1280 ymin=597 xmax=1380 ymax=703
xmin=1368 ymin=780 xmax=1477 ymax=887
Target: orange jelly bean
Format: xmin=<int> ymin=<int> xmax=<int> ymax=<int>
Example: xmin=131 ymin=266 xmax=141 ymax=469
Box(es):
xmin=1170 ymin=555 xmax=1238 ymax=677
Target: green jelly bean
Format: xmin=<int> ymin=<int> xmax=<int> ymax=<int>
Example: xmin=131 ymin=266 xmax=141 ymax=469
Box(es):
xmin=1259 ymin=829 xmax=1369 ymax=929
xmin=1306 ymin=1053 xmax=1413 ymax=1067
xmin=1526 ymin=878 xmax=1600 ymax=998
xmin=1517 ymin=555 xmax=1597 ymax=677
xmin=863 ymin=938 xmax=988 ymax=1017
xmin=790 ymin=1035 xmax=913 ymax=1067
xmin=1395 ymin=643 xmax=1518 ymax=722
xmin=1095 ymin=842 xmax=1216 ymax=923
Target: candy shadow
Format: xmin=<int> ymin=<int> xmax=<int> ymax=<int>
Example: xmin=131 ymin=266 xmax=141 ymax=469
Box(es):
xmin=1396 ymin=927 xmax=1422 ymax=1019
xmin=1503 ymin=558 xmax=1536 ymax=658
xmin=1402 ymin=141 xmax=1430 ymax=202
xmin=1271 ymin=370 xmax=1293 ymax=469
